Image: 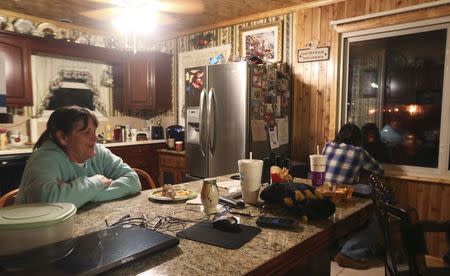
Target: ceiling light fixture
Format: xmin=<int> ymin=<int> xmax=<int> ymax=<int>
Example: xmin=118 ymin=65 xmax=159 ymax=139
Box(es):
xmin=111 ymin=0 xmax=158 ymax=53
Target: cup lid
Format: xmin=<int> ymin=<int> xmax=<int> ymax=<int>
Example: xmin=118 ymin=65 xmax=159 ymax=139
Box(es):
xmin=0 ymin=203 xmax=76 ymax=230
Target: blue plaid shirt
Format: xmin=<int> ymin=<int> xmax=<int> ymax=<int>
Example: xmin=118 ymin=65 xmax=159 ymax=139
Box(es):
xmin=321 ymin=142 xmax=383 ymax=184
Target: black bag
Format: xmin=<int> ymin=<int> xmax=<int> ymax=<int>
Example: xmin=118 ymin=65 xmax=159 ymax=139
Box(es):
xmin=260 ymin=182 xmax=336 ymax=220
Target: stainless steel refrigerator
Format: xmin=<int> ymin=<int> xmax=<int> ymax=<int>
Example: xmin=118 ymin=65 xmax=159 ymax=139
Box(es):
xmin=185 ymin=62 xmax=290 ymax=179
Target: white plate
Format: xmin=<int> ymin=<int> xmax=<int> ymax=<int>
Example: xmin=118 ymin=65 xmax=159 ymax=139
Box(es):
xmin=75 ymin=34 xmax=89 ymax=44
xmin=148 ymin=188 xmax=197 ymax=202
xmin=36 ymin=22 xmax=57 ymax=38
xmin=13 ymin=18 xmax=35 ymax=34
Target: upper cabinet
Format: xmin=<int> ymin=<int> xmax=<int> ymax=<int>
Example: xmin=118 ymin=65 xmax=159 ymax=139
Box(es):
xmin=123 ymin=52 xmax=172 ymax=110
xmin=0 ymin=33 xmax=32 ymax=106
xmin=0 ymin=31 xmax=172 ymax=111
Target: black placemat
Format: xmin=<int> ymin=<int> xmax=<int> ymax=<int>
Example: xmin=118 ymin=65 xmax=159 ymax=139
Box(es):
xmin=176 ymin=221 xmax=261 ymax=249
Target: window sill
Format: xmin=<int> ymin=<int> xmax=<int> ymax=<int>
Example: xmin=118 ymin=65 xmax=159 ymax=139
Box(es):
xmin=384 ymin=173 xmax=450 ymax=185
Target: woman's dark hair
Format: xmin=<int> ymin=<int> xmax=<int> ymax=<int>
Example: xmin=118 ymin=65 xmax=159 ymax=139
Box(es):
xmin=34 ymin=106 xmax=98 ymax=151
xmin=361 ymin=123 xmax=381 ymax=146
xmin=334 ymin=123 xmax=362 ymax=146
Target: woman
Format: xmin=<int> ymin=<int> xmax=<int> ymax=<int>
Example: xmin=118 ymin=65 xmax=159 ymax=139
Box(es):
xmin=15 ymin=106 xmax=141 ymax=208
xmin=322 ymin=123 xmax=383 ymax=270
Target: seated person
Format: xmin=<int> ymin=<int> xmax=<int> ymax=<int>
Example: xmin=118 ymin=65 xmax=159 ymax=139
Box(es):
xmin=380 ymin=118 xmax=404 ymax=147
xmin=15 ymin=106 xmax=141 ymax=208
xmin=361 ymin=123 xmax=390 ymax=164
xmin=322 ymin=123 xmax=383 ymax=270
xmin=322 ymin=123 xmax=383 ymax=184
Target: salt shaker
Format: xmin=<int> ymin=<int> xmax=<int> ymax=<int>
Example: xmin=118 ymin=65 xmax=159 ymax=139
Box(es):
xmin=201 ymin=178 xmax=219 ymax=215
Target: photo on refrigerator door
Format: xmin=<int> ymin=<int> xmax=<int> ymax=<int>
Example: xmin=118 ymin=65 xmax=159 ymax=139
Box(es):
xmin=185 ymin=66 xmax=206 ymax=107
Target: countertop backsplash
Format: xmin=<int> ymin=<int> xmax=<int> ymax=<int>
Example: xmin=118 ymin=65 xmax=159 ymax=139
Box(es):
xmin=0 ymin=113 xmax=176 ymax=153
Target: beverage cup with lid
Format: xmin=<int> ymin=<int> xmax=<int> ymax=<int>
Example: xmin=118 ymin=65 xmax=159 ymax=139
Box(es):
xmin=238 ymin=159 xmax=263 ymax=204
xmin=309 ymin=154 xmax=327 ymax=186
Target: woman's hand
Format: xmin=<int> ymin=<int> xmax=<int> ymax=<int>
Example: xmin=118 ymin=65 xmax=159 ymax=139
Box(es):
xmin=93 ymin=174 xmax=112 ymax=188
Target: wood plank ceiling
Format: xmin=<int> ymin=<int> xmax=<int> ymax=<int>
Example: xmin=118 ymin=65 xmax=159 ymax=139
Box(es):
xmin=0 ymin=0 xmax=319 ymax=39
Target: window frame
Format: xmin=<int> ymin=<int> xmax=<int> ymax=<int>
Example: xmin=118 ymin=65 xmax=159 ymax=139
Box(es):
xmin=338 ymin=19 xmax=450 ymax=178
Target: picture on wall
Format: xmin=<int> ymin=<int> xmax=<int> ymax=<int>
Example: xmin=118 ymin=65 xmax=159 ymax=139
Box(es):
xmin=239 ymin=21 xmax=282 ymax=62
xmin=185 ymin=66 xmax=206 ymax=107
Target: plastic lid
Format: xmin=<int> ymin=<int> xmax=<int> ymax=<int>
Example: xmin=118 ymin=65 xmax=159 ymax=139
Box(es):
xmin=0 ymin=203 xmax=76 ymax=230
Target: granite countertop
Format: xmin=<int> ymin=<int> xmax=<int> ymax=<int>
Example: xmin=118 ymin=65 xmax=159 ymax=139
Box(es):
xmin=74 ymin=175 xmax=372 ymax=275
xmin=0 ymin=140 xmax=166 ymax=156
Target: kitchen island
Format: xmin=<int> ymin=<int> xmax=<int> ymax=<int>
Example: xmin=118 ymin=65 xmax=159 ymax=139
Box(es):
xmin=74 ymin=175 xmax=372 ymax=275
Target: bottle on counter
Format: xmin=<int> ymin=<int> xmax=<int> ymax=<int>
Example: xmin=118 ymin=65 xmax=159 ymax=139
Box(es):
xmin=0 ymin=128 xmax=7 ymax=150
xmin=105 ymin=124 xmax=113 ymax=141
xmin=201 ymin=178 xmax=219 ymax=215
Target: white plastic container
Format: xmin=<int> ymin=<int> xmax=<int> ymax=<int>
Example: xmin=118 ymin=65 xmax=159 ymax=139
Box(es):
xmin=0 ymin=203 xmax=76 ymax=256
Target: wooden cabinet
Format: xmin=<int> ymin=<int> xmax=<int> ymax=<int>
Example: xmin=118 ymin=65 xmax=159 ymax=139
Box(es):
xmin=157 ymin=149 xmax=186 ymax=186
xmin=0 ymin=30 xmax=171 ymax=110
xmin=108 ymin=143 xmax=165 ymax=186
xmin=123 ymin=52 xmax=172 ymax=111
xmin=0 ymin=33 xmax=32 ymax=106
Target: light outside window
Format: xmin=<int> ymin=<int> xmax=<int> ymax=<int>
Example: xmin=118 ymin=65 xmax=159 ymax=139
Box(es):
xmin=341 ymin=23 xmax=450 ymax=176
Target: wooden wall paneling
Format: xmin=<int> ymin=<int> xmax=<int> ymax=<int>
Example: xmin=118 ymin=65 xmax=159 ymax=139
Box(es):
xmin=292 ymin=0 xmax=450 ymax=257
xmin=345 ymin=0 xmax=366 ymax=18
xmin=310 ymin=8 xmax=320 ymax=157
xmin=302 ymin=8 xmax=313 ymax=160
xmin=293 ymin=0 xmax=447 ymax=162
xmin=334 ymin=3 xmax=450 ymax=33
xmin=385 ymin=178 xmax=450 ymax=258
xmin=379 ymin=0 xmax=396 ymax=11
xmin=328 ymin=1 xmax=346 ymax=142
xmin=318 ymin=6 xmax=329 ymax=146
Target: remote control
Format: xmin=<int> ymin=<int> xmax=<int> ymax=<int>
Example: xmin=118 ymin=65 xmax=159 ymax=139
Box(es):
xmin=256 ymin=216 xmax=299 ymax=229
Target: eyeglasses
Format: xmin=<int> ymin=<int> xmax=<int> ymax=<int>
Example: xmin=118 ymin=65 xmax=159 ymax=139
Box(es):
xmin=105 ymin=213 xmax=147 ymax=228
xmin=104 ymin=211 xmax=204 ymax=232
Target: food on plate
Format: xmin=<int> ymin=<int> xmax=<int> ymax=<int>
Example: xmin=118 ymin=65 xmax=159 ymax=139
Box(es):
xmin=151 ymin=185 xmax=195 ymax=200
xmin=162 ymin=184 xmax=176 ymax=198
xmin=316 ymin=184 xmax=353 ymax=202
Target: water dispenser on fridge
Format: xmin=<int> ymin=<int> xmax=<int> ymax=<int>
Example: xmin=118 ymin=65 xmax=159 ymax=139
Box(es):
xmin=186 ymin=107 xmax=206 ymax=178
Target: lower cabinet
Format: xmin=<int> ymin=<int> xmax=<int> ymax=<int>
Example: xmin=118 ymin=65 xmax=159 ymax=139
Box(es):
xmin=108 ymin=143 xmax=165 ymax=188
xmin=157 ymin=149 xmax=186 ymax=187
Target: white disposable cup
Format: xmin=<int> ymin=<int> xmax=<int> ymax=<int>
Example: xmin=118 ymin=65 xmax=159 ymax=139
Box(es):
xmin=238 ymin=159 xmax=263 ymax=204
xmin=309 ymin=155 xmax=327 ymax=172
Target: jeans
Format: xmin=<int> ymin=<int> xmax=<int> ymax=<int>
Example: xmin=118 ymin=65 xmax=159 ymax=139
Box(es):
xmin=340 ymin=214 xmax=380 ymax=260
xmin=340 ymin=183 xmax=380 ymax=260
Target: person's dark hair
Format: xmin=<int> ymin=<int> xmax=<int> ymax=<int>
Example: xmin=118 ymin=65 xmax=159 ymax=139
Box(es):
xmin=334 ymin=123 xmax=362 ymax=146
xmin=361 ymin=123 xmax=381 ymax=147
xmin=33 ymin=106 xmax=98 ymax=151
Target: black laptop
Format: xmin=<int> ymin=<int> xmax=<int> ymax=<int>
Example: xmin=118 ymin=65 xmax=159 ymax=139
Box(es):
xmin=0 ymin=224 xmax=179 ymax=275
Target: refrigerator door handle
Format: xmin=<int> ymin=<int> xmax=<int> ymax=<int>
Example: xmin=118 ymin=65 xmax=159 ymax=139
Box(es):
xmin=207 ymin=88 xmax=216 ymax=155
xmin=199 ymin=88 xmax=207 ymax=157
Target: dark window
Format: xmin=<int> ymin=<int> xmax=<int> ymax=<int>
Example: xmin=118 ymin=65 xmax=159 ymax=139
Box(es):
xmin=48 ymin=88 xmax=95 ymax=111
xmin=347 ymin=29 xmax=446 ymax=168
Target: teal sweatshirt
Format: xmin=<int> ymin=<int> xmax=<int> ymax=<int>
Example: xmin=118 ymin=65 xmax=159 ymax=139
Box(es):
xmin=15 ymin=141 xmax=141 ymax=208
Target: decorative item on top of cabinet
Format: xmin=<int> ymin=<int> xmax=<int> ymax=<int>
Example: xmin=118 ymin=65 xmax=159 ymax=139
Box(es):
xmin=157 ymin=149 xmax=186 ymax=187
xmin=0 ymin=33 xmax=32 ymax=106
xmin=108 ymin=143 xmax=165 ymax=188
xmin=119 ymin=51 xmax=172 ymax=110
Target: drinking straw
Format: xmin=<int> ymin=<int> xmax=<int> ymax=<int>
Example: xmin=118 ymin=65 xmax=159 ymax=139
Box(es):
xmin=317 ymin=145 xmax=320 ymax=155
xmin=249 ymin=152 xmax=253 ymax=160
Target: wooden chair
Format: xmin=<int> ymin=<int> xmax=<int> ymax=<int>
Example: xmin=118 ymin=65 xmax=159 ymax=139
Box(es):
xmin=133 ymin=168 xmax=157 ymax=190
xmin=0 ymin=188 xmax=19 ymax=207
xmin=369 ymin=174 xmax=450 ymax=276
